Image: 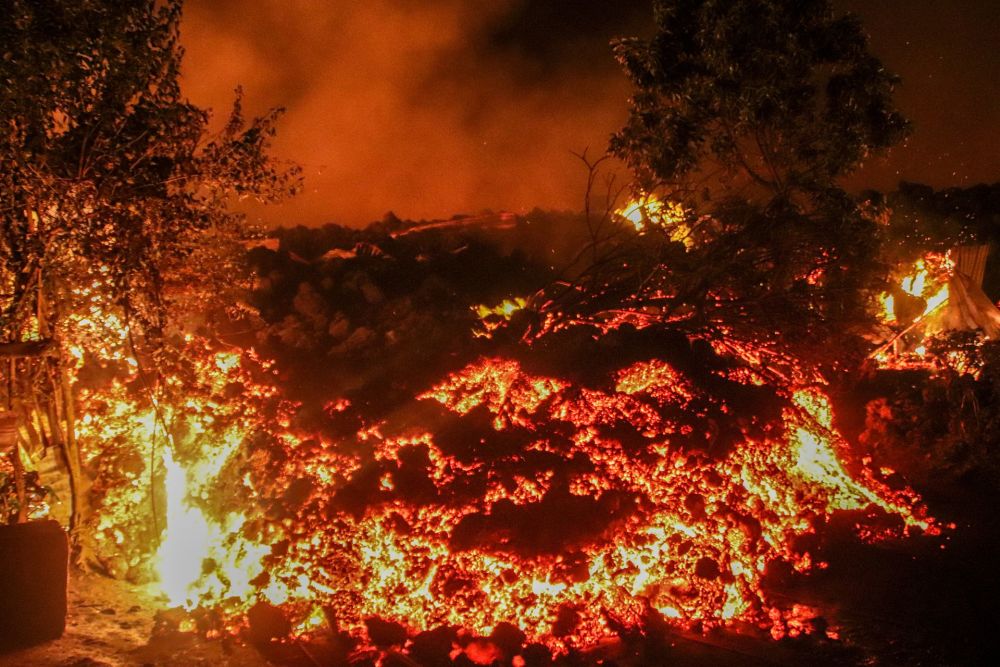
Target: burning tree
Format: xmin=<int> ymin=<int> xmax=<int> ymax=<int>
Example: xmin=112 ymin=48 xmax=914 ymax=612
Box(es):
xmin=0 ymin=0 xmax=298 ymax=537
xmin=542 ymin=0 xmax=910 ymax=375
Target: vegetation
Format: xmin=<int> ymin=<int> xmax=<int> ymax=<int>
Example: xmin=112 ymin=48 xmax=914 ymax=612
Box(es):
xmin=542 ymin=0 xmax=910 ymax=375
xmin=0 ymin=0 xmax=297 ymax=533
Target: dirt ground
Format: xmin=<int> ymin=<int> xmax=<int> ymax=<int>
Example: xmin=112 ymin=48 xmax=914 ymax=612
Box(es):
xmin=0 ymin=568 xmax=838 ymax=667
xmin=0 ymin=572 xmax=270 ymax=667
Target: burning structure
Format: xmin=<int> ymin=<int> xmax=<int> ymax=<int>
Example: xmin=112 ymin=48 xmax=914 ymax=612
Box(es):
xmin=875 ymin=247 xmax=1000 ymax=365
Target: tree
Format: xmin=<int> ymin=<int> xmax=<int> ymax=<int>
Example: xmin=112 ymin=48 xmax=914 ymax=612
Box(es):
xmin=0 ymin=0 xmax=299 ymax=534
xmin=539 ymin=0 xmax=909 ymax=375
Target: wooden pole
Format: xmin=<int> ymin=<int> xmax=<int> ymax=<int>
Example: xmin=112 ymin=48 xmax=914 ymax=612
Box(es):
xmin=9 ymin=359 xmax=26 ymax=523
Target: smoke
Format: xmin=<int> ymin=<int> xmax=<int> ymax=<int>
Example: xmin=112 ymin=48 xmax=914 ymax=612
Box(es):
xmin=835 ymin=0 xmax=1000 ymax=194
xmin=180 ymin=0 xmax=1000 ymax=228
xmin=180 ymin=0 xmax=648 ymax=227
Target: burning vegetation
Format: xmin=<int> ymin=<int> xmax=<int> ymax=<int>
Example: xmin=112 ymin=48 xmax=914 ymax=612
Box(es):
xmin=3 ymin=1 xmax=1000 ymax=666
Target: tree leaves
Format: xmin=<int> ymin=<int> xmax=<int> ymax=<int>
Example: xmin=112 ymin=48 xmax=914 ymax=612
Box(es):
xmin=551 ymin=0 xmax=911 ymax=374
xmin=0 ymin=0 xmax=301 ymax=345
xmin=611 ymin=0 xmax=909 ymax=204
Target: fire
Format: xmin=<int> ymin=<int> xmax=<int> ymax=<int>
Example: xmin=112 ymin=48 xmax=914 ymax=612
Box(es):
xmin=157 ymin=446 xmax=213 ymax=607
xmin=78 ymin=338 xmax=287 ymax=608
xmin=923 ymin=284 xmax=950 ymax=317
xmin=879 ymin=293 xmax=896 ymax=323
xmin=875 ymin=253 xmax=954 ymax=365
xmin=155 ymin=442 xmax=275 ymax=611
xmin=475 ymin=297 xmax=527 ymax=321
xmin=881 ymin=254 xmax=952 ymax=324
xmin=615 ymin=194 xmax=691 ymax=246
xmin=900 ymin=260 xmax=928 ymax=297
xmin=474 ymin=297 xmax=529 ymax=337
xmin=70 ymin=308 xmax=934 ymax=654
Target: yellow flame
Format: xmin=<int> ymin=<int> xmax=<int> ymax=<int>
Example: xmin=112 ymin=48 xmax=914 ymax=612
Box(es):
xmin=876 ymin=254 xmax=952 ymax=362
xmin=618 ymin=196 xmax=664 ymax=232
xmin=879 ymin=293 xmax=896 ymax=323
xmin=615 ymin=194 xmax=691 ymax=245
xmin=474 ymin=297 xmax=527 ymax=321
xmin=901 ymin=260 xmax=927 ymax=297
xmin=156 ymin=447 xmax=212 ymax=607
xmin=923 ymin=284 xmax=949 ymax=317
xmin=155 ymin=445 xmax=273 ymax=609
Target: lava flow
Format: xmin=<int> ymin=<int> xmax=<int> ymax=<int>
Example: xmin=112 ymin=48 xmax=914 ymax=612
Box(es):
xmin=76 ymin=326 xmax=936 ymax=652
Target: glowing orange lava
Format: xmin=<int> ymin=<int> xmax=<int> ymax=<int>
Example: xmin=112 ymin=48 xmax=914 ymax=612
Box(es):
xmin=70 ymin=302 xmax=936 ymax=655
xmin=78 ymin=344 xmax=935 ymax=652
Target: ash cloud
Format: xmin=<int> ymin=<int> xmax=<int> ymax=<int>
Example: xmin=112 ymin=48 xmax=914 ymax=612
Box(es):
xmin=180 ymin=0 xmax=648 ymax=227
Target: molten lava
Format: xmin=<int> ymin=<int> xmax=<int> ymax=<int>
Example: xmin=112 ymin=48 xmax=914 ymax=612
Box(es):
xmin=59 ymin=248 xmax=939 ymax=655
xmin=78 ymin=338 xmax=937 ymax=652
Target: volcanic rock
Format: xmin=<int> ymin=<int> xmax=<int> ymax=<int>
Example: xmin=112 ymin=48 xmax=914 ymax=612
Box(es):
xmin=364 ymin=616 xmax=408 ymax=647
xmin=408 ymin=625 xmax=458 ymax=666
xmin=489 ymin=621 xmax=526 ymax=657
xmin=246 ymin=601 xmax=291 ymax=645
xmin=695 ymin=556 xmax=721 ymax=580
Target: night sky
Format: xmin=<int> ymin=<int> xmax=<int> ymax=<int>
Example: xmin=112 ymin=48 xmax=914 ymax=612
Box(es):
xmin=180 ymin=0 xmax=999 ymax=227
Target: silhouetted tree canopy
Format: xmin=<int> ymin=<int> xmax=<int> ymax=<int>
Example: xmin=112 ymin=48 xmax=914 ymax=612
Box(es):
xmin=542 ymin=0 xmax=911 ymax=375
xmin=612 ymin=0 xmax=909 ymax=204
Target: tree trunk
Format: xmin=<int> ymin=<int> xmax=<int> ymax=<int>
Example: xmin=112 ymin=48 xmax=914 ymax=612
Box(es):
xmin=5 ymin=359 xmax=26 ymax=524
xmin=38 ymin=274 xmax=88 ymax=537
xmin=58 ymin=362 xmax=85 ymax=532
xmin=46 ymin=360 xmax=85 ymax=534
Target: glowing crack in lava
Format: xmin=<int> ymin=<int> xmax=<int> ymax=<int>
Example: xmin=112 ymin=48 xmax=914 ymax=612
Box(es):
xmin=86 ymin=345 xmax=936 ymax=650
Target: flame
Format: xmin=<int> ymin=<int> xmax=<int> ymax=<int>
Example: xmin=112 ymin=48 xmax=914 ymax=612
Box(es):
xmin=923 ymin=284 xmax=949 ymax=317
xmin=900 ymin=260 xmax=928 ymax=297
xmin=78 ymin=339 xmax=287 ymax=612
xmin=474 ymin=297 xmax=529 ymax=337
xmin=876 ymin=253 xmax=954 ymax=366
xmin=880 ymin=255 xmax=952 ymax=327
xmin=615 ymin=194 xmax=691 ymax=245
xmin=879 ymin=293 xmax=896 ymax=323
xmin=156 ymin=447 xmax=213 ymax=607
xmin=475 ymin=297 xmax=527 ymax=321
xmin=617 ymin=196 xmax=660 ymax=231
